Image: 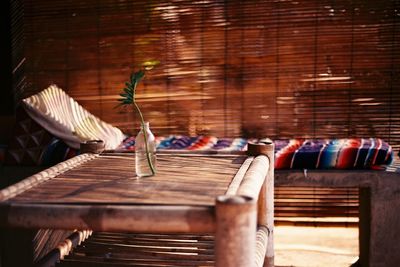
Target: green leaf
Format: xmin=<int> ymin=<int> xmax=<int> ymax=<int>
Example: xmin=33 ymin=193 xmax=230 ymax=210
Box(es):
xmin=117 ymin=66 xmax=157 ymax=111
xmin=131 ymin=70 xmax=145 ymax=86
xmin=123 ymin=87 xmax=133 ymax=96
xmin=136 ymin=70 xmax=145 ymax=80
xmin=125 ymin=82 xmax=133 ymax=90
xmin=130 ymin=72 xmax=136 ymax=85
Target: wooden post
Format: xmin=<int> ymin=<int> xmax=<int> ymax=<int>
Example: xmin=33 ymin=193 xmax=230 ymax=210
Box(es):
xmin=359 ymin=187 xmax=370 ymax=267
xmin=215 ymin=195 xmax=257 ymax=267
xmin=248 ymin=141 xmax=275 ymax=267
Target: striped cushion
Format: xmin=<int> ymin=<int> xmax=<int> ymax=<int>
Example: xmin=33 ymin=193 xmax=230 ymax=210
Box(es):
xmin=274 ymin=138 xmax=393 ymax=169
xmin=4 ymin=128 xmax=394 ymax=169
xmin=118 ymin=136 xmax=393 ymax=170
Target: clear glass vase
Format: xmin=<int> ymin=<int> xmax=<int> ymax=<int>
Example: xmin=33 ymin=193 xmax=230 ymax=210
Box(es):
xmin=135 ymin=122 xmax=157 ymax=177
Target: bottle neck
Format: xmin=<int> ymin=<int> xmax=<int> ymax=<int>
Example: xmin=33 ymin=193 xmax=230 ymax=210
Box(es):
xmin=141 ymin=122 xmax=150 ymax=131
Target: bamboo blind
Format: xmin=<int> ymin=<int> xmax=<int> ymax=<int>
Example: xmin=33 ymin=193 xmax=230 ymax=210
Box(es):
xmin=10 ymin=0 xmax=400 ymax=150
xmin=275 ymin=186 xmax=359 ymax=226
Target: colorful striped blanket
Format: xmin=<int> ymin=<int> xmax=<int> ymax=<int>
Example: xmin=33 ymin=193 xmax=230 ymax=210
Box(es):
xmin=117 ymin=136 xmax=392 ymax=170
xmin=4 ymin=130 xmax=393 ymax=170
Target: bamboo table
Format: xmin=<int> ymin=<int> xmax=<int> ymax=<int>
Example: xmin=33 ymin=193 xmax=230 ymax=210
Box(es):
xmin=0 ymin=144 xmax=274 ymax=267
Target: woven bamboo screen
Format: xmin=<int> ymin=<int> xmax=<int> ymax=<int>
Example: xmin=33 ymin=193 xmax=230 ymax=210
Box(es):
xmin=11 ymin=0 xmax=400 ymax=148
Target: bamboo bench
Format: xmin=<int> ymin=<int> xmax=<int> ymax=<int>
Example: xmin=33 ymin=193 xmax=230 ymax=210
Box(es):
xmin=275 ymin=158 xmax=400 ymax=267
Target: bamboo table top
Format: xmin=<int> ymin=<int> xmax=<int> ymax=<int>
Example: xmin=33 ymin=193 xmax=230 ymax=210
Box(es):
xmin=0 ymin=152 xmax=272 ymax=233
xmin=2 ymin=153 xmax=247 ymax=206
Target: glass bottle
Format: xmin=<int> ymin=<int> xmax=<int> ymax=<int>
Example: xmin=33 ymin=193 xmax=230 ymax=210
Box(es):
xmin=135 ymin=122 xmax=157 ymax=177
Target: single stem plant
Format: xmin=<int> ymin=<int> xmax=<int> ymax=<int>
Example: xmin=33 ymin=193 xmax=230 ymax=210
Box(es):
xmin=118 ymin=62 xmax=159 ymax=175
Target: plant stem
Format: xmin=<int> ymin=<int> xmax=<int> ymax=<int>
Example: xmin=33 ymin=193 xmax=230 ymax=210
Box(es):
xmin=133 ymin=100 xmax=156 ymax=175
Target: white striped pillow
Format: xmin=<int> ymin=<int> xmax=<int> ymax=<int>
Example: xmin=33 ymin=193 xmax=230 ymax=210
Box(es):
xmin=22 ymin=85 xmax=125 ymax=150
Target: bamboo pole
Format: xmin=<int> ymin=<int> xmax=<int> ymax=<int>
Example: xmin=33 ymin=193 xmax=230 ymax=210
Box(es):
xmin=225 ymin=156 xmax=254 ymax=195
xmin=236 ymin=155 xmax=269 ymax=200
xmin=255 ymin=226 xmax=269 ymax=267
xmin=247 ymin=141 xmax=275 ymax=267
xmin=215 ymin=195 xmax=257 ymax=267
xmin=0 ymin=204 xmax=215 ymax=234
xmin=258 ymin=182 xmax=268 ymax=227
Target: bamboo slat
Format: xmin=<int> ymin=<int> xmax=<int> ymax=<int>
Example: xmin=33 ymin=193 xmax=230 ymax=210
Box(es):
xmin=57 ymin=232 xmax=216 ymax=267
xmin=34 ymin=229 xmax=76 ymax=262
xmin=0 ymin=154 xmax=97 ymax=201
xmin=8 ymin=154 xmax=246 ymax=206
xmin=36 ymin=230 xmax=92 ymax=267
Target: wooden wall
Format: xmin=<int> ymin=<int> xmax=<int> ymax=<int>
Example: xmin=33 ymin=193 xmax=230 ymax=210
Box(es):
xmin=10 ymin=0 xmax=400 ymax=148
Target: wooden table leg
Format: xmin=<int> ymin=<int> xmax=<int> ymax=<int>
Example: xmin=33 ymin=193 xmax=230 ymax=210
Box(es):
xmin=215 ymin=195 xmax=257 ymax=267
